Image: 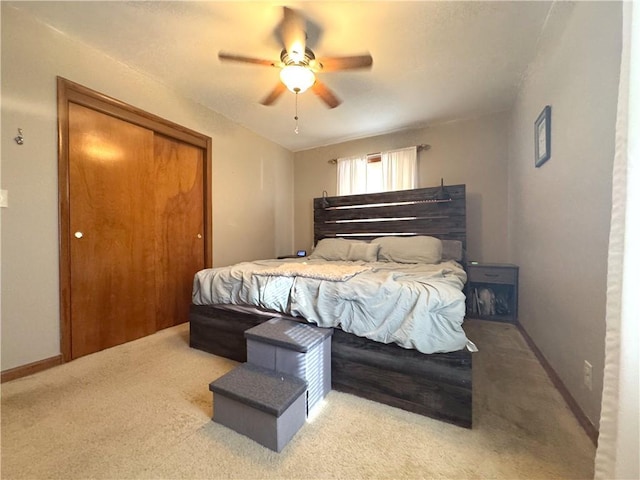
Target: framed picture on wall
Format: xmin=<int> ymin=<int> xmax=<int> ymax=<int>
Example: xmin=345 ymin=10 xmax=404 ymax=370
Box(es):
xmin=535 ymin=105 xmax=551 ymax=167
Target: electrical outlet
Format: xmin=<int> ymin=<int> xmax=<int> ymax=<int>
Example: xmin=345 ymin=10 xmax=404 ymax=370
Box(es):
xmin=584 ymin=360 xmax=593 ymax=390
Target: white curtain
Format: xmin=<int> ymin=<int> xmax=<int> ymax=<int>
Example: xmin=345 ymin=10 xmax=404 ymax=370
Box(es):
xmin=594 ymin=2 xmax=639 ymax=479
xmin=381 ymin=146 xmax=417 ymax=191
xmin=336 ymin=155 xmax=368 ymax=196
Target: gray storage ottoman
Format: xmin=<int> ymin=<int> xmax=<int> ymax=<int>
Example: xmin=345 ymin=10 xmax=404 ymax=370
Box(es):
xmin=245 ymin=318 xmax=332 ymax=414
xmin=209 ymin=363 xmax=306 ymax=452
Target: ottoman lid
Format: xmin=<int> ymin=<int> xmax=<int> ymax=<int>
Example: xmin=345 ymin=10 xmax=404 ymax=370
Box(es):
xmin=209 ymin=363 xmax=306 ymax=417
xmin=245 ymin=318 xmax=332 ymax=352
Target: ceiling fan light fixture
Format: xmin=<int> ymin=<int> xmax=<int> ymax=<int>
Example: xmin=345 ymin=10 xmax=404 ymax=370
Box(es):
xmin=280 ymin=65 xmax=315 ymax=94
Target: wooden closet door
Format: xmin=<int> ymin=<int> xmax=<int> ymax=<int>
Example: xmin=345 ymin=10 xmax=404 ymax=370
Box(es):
xmin=153 ymin=134 xmax=205 ymax=330
xmin=68 ymin=103 xmax=157 ymax=359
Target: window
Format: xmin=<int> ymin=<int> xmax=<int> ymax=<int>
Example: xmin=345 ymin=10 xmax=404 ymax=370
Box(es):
xmin=336 ymin=147 xmax=417 ymax=195
xmin=365 ymin=156 xmax=383 ymax=193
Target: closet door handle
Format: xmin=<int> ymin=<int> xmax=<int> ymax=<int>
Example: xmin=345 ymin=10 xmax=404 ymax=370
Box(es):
xmin=74 ymin=231 xmax=84 ymax=239
xmin=197 ymin=234 xmax=202 ymax=239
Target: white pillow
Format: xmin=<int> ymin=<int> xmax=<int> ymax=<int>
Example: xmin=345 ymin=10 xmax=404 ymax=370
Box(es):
xmin=371 ymin=236 xmax=443 ymax=264
xmin=308 ymin=238 xmax=371 ymax=261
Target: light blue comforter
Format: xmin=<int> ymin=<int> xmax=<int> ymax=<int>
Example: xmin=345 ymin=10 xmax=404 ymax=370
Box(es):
xmin=192 ymin=259 xmax=470 ymax=354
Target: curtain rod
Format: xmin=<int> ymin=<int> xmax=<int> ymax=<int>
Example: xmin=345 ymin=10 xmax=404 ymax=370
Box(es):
xmin=327 ymin=144 xmax=431 ymax=164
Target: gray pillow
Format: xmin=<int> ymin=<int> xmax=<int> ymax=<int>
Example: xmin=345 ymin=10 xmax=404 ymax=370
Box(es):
xmin=372 ymin=236 xmax=443 ymax=264
xmin=309 ymin=238 xmax=376 ymax=261
xmin=441 ymin=240 xmax=464 ymax=262
xmin=347 ymin=242 xmax=380 ymax=262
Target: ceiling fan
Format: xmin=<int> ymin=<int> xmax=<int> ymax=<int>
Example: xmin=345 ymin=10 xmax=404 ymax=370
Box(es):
xmin=218 ymin=7 xmax=373 ymax=109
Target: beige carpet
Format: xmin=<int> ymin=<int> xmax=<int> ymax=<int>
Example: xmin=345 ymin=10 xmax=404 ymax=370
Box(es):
xmin=1 ymin=320 xmax=595 ymax=479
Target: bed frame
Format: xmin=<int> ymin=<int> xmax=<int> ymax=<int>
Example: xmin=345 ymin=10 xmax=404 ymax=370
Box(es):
xmin=190 ymin=185 xmax=472 ymax=428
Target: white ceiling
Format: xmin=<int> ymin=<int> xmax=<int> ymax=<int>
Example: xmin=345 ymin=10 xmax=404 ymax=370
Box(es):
xmin=11 ymin=1 xmax=554 ymax=152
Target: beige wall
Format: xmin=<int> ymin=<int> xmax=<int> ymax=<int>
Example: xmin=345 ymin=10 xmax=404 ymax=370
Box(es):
xmin=293 ymin=112 xmax=510 ymax=262
xmin=0 ymin=5 xmax=294 ymax=371
xmin=508 ymin=1 xmax=621 ymax=426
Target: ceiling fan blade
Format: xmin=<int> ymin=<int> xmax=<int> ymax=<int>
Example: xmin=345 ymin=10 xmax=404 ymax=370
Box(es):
xmin=260 ymin=83 xmax=287 ymax=106
xmin=218 ymin=52 xmax=277 ymax=67
xmin=316 ymin=54 xmax=373 ymax=72
xmin=282 ymin=7 xmax=306 ymax=62
xmin=311 ymin=80 xmax=341 ymax=109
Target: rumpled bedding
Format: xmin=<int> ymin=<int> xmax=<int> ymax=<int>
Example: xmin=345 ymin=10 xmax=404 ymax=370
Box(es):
xmin=255 ymin=262 xmax=370 ymax=281
xmin=192 ymin=258 xmax=470 ymax=354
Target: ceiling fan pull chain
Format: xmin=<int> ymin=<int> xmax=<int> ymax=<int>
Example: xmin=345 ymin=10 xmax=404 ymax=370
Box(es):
xmin=294 ymin=92 xmax=300 ymax=134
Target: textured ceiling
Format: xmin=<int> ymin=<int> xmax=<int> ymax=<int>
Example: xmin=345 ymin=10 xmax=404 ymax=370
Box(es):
xmin=11 ymin=1 xmax=555 ymax=151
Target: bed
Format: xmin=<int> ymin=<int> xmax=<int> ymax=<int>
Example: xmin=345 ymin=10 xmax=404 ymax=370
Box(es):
xmin=190 ymin=184 xmax=473 ymax=427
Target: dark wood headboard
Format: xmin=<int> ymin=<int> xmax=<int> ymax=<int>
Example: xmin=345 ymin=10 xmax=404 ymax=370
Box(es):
xmin=313 ymin=185 xmax=466 ymax=250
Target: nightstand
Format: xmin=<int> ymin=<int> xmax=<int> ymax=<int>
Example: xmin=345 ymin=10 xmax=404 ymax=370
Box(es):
xmin=466 ymin=263 xmax=519 ymax=323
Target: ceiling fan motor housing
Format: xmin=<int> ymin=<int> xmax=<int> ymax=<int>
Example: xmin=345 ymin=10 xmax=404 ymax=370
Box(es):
xmin=280 ymin=48 xmax=318 ymax=69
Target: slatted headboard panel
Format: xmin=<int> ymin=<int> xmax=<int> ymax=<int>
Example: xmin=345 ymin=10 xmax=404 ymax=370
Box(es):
xmin=313 ymin=184 xmax=466 ymax=250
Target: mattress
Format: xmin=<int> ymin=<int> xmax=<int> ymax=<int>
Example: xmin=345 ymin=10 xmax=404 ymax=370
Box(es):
xmin=192 ymin=258 xmax=471 ymax=354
